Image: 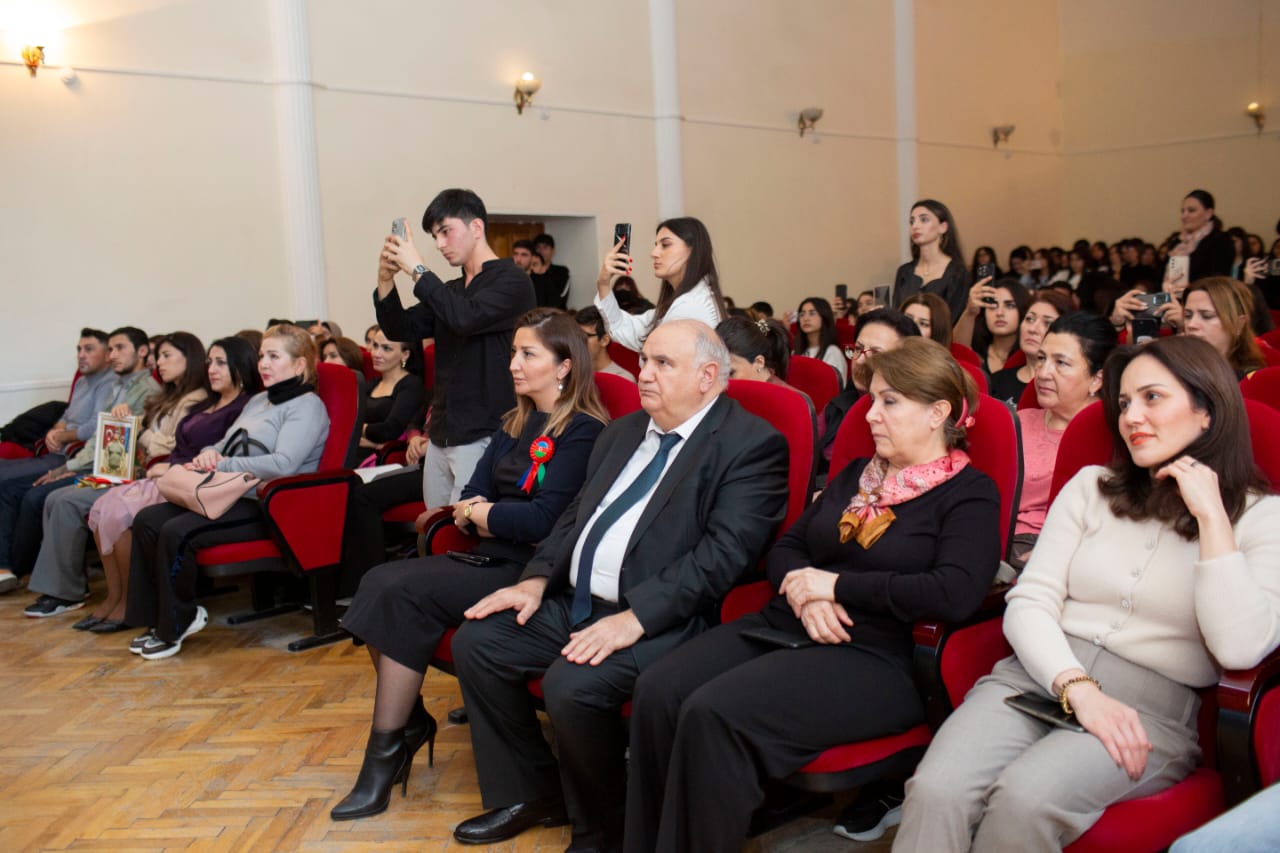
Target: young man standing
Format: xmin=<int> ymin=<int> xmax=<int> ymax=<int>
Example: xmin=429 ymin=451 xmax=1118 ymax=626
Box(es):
xmin=531 ymin=233 xmax=570 ymax=309
xmin=511 ymin=239 xmax=536 ymax=274
xmin=377 ymin=188 xmax=536 ymax=506
xmin=9 ymin=327 xmax=158 ymax=610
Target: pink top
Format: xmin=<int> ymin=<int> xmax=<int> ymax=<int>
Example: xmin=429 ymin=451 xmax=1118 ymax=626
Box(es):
xmin=1016 ymin=408 xmax=1065 ymax=536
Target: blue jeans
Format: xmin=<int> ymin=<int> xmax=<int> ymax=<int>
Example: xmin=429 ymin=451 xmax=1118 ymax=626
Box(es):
xmin=1170 ymin=783 xmax=1280 ymax=853
xmin=0 ymin=473 xmax=74 ymax=575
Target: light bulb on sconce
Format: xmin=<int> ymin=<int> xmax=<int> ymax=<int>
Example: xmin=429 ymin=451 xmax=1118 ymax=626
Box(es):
xmin=514 ymin=72 xmax=541 ymax=115
xmin=22 ymin=45 xmax=45 ymax=76
xmin=1246 ymin=102 xmax=1265 ymax=133
xmin=798 ymin=107 xmax=823 ymax=137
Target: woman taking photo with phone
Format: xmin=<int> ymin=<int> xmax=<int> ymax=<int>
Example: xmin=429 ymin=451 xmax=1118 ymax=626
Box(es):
xmin=594 ymin=218 xmax=726 ymax=351
xmin=793 ymin=297 xmax=847 ymax=388
xmin=331 ymin=308 xmax=608 ymax=821
xmin=124 ymin=324 xmax=330 ymax=660
xmin=895 ymin=336 xmax=1280 ymax=852
xmin=892 ymin=199 xmax=970 ymax=324
xmin=954 ymin=278 xmax=1032 ymax=377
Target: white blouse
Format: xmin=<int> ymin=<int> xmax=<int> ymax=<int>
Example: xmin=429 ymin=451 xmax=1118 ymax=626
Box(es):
xmin=595 ymin=278 xmax=723 ymax=351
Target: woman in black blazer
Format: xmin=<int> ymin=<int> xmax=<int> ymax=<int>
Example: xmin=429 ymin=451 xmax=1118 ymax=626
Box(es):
xmin=331 ymin=308 xmax=608 ymax=821
xmin=892 ymin=199 xmax=971 ymax=325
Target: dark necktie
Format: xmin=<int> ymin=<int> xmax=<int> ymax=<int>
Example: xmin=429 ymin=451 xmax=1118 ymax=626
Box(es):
xmin=571 ymin=431 xmax=683 ymax=624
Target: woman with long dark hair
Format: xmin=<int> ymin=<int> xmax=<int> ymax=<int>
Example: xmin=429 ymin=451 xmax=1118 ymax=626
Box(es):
xmin=896 ymin=336 xmax=1280 ymax=851
xmin=893 ymin=199 xmax=970 ymax=324
xmin=594 ymin=217 xmax=727 ymax=351
xmin=331 ymin=309 xmax=608 ymax=821
xmin=954 ymin=278 xmax=1032 ymax=376
xmin=793 ymin=297 xmax=847 ymax=387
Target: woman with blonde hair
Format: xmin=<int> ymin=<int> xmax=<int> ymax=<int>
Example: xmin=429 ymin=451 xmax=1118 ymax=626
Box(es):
xmin=1181 ymin=276 xmax=1267 ymax=378
xmin=331 ymin=308 xmax=608 ymax=821
xmin=124 ymin=325 xmax=330 ymax=660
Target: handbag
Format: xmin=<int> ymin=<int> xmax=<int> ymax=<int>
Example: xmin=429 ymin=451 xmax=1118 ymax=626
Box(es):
xmin=155 ymin=428 xmax=268 ymax=519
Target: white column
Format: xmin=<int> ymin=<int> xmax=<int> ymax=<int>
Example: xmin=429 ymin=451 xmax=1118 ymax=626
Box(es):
xmin=269 ymin=0 xmax=327 ymax=319
xmin=648 ymin=0 xmax=684 ymax=219
xmin=894 ymin=0 xmax=918 ymax=255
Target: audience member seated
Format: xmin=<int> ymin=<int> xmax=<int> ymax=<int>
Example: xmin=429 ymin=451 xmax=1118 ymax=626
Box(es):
xmin=970 ymin=245 xmax=1002 ymax=284
xmin=330 ymin=309 xmax=608 ymax=821
xmin=893 ymin=199 xmax=971 ymax=323
xmin=3 ymin=328 xmax=158 ymax=608
xmin=988 ymin=290 xmax=1074 ymax=404
xmin=1010 ymin=313 xmax=1117 ymax=568
xmin=363 ymin=324 xmax=380 ymax=348
xmin=611 ymin=276 xmax=654 ymax=315
xmin=123 ymin=324 xmax=330 ymax=660
xmin=954 ymin=277 xmax=1031 ymax=377
xmin=895 ymin=336 xmax=1280 ymax=852
xmin=1181 ymin=277 xmax=1268 ymax=379
xmin=625 ymin=337 xmax=1001 ymax=853
xmin=359 ymin=329 xmax=425 ymax=451
xmin=25 ymin=333 xmax=219 ymax=628
xmin=308 ymin=319 xmax=344 ymax=339
xmin=901 ymin=292 xmax=954 ymax=348
xmin=235 ymin=328 xmax=263 ymax=355
xmin=594 ymin=218 xmax=726 ymax=351
xmin=575 ymin=306 xmax=635 ymax=382
xmin=749 ymin=300 xmax=774 ymax=319
xmin=793 ymin=297 xmax=847 ymax=387
xmin=447 ymin=321 xmax=788 ymax=850
xmin=717 ymin=315 xmax=810 ymax=406
xmin=818 ymin=309 xmax=921 ymax=468
xmin=319 ymin=335 xmax=365 ymax=374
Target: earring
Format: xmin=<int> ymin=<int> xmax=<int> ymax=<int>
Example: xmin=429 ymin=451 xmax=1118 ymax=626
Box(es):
xmin=401 ymin=358 xmax=408 ymax=369
xmin=557 ymin=381 xmax=565 ymax=392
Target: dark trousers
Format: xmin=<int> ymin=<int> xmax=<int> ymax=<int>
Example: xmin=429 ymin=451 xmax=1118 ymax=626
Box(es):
xmin=125 ymin=499 xmax=268 ymax=641
xmin=0 ymin=475 xmax=73 ymax=575
xmin=453 ymin=594 xmax=639 ymax=850
xmin=624 ymin=610 xmax=925 ymax=853
xmin=342 ymin=467 xmax=423 ymax=592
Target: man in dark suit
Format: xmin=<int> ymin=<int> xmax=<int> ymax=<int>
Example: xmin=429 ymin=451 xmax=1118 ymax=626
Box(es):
xmin=450 ymin=320 xmax=790 ymax=851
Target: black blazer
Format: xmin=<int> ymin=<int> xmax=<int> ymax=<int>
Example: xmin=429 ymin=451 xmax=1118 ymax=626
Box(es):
xmin=520 ymin=394 xmax=790 ymax=668
xmin=1189 ymin=230 xmax=1234 ymax=282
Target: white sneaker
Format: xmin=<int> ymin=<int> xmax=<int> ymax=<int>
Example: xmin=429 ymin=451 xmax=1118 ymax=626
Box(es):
xmin=140 ymin=606 xmax=207 ymax=660
xmin=0 ymin=569 xmax=19 ymax=594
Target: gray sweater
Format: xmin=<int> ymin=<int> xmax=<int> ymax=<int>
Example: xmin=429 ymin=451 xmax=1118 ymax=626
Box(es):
xmin=210 ymin=391 xmax=329 ymax=480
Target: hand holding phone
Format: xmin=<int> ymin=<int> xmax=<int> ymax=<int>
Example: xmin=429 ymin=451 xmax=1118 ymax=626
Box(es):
xmin=597 ymin=225 xmax=634 ymax=295
xmin=613 ymin=223 xmax=632 ymax=258
xmin=392 ymin=217 xmax=407 ymax=241
xmin=976 ymin=263 xmax=995 ymax=281
xmin=835 ymin=283 xmax=848 ymax=301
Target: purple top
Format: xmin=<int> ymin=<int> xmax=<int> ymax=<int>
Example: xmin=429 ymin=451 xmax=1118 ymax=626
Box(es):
xmin=170 ymin=394 xmax=251 ymax=464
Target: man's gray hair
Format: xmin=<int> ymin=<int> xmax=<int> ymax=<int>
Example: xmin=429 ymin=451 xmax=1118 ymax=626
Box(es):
xmin=686 ymin=321 xmax=731 ymax=388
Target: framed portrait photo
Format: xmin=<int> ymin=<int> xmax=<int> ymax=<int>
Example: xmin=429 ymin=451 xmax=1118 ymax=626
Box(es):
xmin=92 ymin=412 xmax=140 ymax=483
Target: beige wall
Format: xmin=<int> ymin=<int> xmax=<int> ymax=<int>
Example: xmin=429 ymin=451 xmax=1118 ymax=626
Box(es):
xmin=1061 ymin=0 xmax=1280 ymax=242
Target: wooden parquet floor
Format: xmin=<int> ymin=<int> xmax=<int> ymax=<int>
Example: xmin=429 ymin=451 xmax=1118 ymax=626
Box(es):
xmin=0 ymin=576 xmax=893 ymax=853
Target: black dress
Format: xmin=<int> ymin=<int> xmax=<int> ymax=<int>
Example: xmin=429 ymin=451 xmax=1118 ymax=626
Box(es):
xmin=893 ymin=258 xmax=970 ymax=328
xmin=340 ymin=410 xmax=603 ymax=672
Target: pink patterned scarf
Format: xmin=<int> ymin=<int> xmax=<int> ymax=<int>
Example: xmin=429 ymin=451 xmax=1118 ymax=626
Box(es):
xmin=839 ymin=449 xmax=971 ymax=548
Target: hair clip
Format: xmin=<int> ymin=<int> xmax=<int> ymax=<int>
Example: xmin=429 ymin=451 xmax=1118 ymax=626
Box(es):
xmin=957 ymin=398 xmax=976 ymax=429
xmin=755 ymin=317 xmax=770 ymax=334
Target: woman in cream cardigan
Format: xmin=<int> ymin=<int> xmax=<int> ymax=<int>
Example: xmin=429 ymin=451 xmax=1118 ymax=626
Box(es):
xmin=895 ymin=335 xmax=1280 ymax=852
xmin=593 ymin=217 xmax=726 ymax=350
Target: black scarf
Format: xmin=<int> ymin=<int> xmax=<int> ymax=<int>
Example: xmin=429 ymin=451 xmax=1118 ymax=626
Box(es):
xmin=266 ymin=376 xmax=315 ymax=405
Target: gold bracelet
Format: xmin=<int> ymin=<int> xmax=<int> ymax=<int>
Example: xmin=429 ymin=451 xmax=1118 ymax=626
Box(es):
xmin=1057 ymin=675 xmax=1100 ymax=715
xmin=463 ymin=503 xmax=474 ymax=519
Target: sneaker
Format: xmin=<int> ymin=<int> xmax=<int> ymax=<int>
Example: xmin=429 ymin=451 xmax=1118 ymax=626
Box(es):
xmin=23 ymin=594 xmax=87 ymax=618
xmin=129 ymin=629 xmax=162 ymax=654
xmin=140 ymin=606 xmax=208 ymax=660
xmin=833 ymin=782 xmax=905 ymax=842
xmin=0 ymin=569 xmax=19 ymax=594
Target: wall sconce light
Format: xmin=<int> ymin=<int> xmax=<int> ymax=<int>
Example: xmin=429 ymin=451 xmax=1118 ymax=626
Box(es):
xmin=1246 ymin=102 xmax=1265 ymax=133
xmin=514 ymin=72 xmax=541 ymax=115
xmin=798 ymin=107 xmax=823 ymax=137
xmin=991 ymin=124 xmax=1015 ymax=148
xmin=22 ymin=45 xmax=45 ymax=76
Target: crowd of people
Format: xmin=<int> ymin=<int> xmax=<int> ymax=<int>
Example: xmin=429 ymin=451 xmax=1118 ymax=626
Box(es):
xmin=1 ymin=185 xmax=1278 ymax=852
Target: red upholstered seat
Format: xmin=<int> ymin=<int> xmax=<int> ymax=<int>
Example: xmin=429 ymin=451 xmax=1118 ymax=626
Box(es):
xmin=1065 ymin=769 xmax=1225 ymax=853
xmin=607 ymin=342 xmax=640 ymax=378
xmin=786 ymin=355 xmax=841 ymax=415
xmin=959 ymin=360 xmax=989 ymax=395
xmin=1262 ymin=327 xmax=1280 ymax=350
xmin=1256 ymin=687 xmax=1280 ymax=786
xmin=594 ymin=372 xmax=642 ymax=418
xmin=359 ymin=347 xmax=377 ymax=382
xmin=422 ymin=343 xmax=435 ymax=399
xmin=195 ymin=539 xmax=281 ymax=566
xmin=950 ymin=342 xmax=981 ymax=366
xmin=1260 ymin=341 xmax=1280 ymax=368
xmin=1241 ymin=366 xmax=1280 ymax=412
xmin=1004 ymin=349 xmax=1027 ymax=370
xmin=380 ymin=501 xmax=425 ymax=524
xmin=1017 ymin=379 xmax=1039 ymax=410
xmin=725 ymin=380 xmax=815 ymax=533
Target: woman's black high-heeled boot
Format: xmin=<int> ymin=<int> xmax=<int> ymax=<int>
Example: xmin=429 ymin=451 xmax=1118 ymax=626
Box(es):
xmin=404 ymin=696 xmax=438 ymax=768
xmin=330 ymin=729 xmax=411 ymax=821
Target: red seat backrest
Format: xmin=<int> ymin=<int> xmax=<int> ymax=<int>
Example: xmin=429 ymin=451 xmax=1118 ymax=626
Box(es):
xmin=1256 ymin=687 xmax=1280 ymax=787
xmin=960 ymin=360 xmax=989 ymax=395
xmin=607 ymin=342 xmax=641 ymax=378
xmin=1017 ymin=380 xmax=1040 ymax=411
xmin=1259 ymin=342 xmax=1280 ymax=368
xmin=315 ymin=362 xmax=361 ymax=470
xmin=422 ymin=343 xmax=436 ymax=398
xmin=1242 ymin=367 xmax=1280 ymax=413
xmin=785 ymin=355 xmax=841 ymax=415
xmin=359 ymin=347 xmax=378 ymax=382
xmin=830 ymin=392 xmax=1020 ymax=558
xmin=1003 ymin=349 xmax=1027 ymax=370
xmin=950 ymin=343 xmax=980 ymax=366
xmin=593 ymin=372 xmax=642 ymax=419
xmin=726 ymin=379 xmax=816 ymax=534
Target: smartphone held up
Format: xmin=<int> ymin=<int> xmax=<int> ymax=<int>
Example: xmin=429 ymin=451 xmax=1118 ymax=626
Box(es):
xmin=613 ymin=223 xmax=632 ymax=257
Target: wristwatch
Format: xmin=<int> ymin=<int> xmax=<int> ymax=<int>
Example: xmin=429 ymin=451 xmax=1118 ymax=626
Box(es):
xmin=412 ymin=264 xmax=427 ymax=281
xmin=464 ymin=502 xmax=475 ymax=519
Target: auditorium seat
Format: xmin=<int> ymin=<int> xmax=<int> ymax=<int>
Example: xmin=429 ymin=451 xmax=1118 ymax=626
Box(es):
xmin=785 ymin=355 xmax=841 ymax=415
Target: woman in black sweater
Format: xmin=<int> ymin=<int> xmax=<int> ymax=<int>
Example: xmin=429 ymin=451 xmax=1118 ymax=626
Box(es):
xmin=892 ymin=199 xmax=971 ymax=325
xmin=359 ymin=329 xmax=426 ymax=450
xmin=624 ymin=337 xmax=1001 ymax=853
xmin=332 ymin=308 xmax=609 ymax=821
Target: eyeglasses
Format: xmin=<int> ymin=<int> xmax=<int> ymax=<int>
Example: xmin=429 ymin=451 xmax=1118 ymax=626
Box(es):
xmin=850 ymin=343 xmax=884 ymax=359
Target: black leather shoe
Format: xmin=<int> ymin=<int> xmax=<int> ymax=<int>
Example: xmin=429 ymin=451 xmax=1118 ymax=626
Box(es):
xmin=72 ymin=615 xmax=104 ymax=631
xmin=89 ymin=618 xmax=131 ymax=634
xmin=404 ymin=697 xmax=438 ymax=768
xmin=330 ymin=729 xmax=410 ymax=821
xmin=453 ymin=799 xmax=569 ymax=844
